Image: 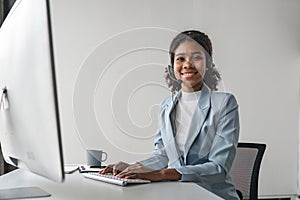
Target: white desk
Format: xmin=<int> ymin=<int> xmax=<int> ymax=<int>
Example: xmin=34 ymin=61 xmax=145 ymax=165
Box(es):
xmin=0 ymin=169 xmax=222 ymax=200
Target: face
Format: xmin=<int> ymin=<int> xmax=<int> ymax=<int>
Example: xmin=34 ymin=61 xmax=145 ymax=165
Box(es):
xmin=173 ymin=40 xmax=207 ymax=92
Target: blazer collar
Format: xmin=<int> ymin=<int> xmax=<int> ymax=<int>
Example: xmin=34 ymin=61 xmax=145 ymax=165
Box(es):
xmin=184 ymin=84 xmax=211 ymax=158
xmin=163 ymin=91 xmax=182 ymax=167
xmin=164 ymin=83 xmax=211 ymax=165
xmin=169 ymin=83 xmax=211 ymax=110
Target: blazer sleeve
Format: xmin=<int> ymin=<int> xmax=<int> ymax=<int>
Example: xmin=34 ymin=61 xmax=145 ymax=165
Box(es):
xmin=176 ymin=94 xmax=240 ymax=183
xmin=138 ymin=129 xmax=169 ymax=169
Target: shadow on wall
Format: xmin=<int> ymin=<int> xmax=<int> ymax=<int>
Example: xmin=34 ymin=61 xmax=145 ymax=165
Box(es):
xmin=0 ymin=0 xmax=16 ymax=175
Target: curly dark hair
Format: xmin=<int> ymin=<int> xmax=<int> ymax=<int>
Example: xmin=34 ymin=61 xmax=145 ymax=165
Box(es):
xmin=165 ymin=30 xmax=221 ymax=92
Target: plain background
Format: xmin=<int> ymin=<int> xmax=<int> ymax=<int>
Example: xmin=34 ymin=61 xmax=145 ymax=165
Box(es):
xmin=49 ymin=0 xmax=300 ymax=198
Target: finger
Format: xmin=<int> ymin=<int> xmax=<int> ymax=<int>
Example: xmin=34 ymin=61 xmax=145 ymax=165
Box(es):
xmin=99 ymin=167 xmax=110 ymax=174
xmin=113 ymin=161 xmax=130 ymax=175
xmin=99 ymin=166 xmax=113 ymax=174
xmin=116 ymin=170 xmax=126 ymax=177
xmin=115 ymin=161 xmax=129 ymax=171
xmin=113 ymin=165 xmax=119 ymax=175
xmin=123 ymin=174 xmax=139 ymax=179
xmin=116 ymin=170 xmax=130 ymax=178
xmin=112 ymin=162 xmax=122 ymax=175
xmin=117 ymin=170 xmax=141 ymax=179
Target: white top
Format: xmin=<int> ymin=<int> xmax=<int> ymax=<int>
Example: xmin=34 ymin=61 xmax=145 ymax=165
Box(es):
xmin=175 ymin=90 xmax=201 ymax=155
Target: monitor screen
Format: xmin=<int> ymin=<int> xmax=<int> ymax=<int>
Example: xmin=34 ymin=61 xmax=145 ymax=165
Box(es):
xmin=0 ymin=0 xmax=64 ymax=183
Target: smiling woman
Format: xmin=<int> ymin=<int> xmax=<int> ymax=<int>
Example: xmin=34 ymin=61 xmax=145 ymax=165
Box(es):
xmin=166 ymin=30 xmax=221 ymax=92
xmin=101 ymin=30 xmax=240 ymax=200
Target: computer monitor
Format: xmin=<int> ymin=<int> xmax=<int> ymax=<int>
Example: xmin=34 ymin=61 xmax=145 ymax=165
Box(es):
xmin=0 ymin=0 xmax=64 ymax=196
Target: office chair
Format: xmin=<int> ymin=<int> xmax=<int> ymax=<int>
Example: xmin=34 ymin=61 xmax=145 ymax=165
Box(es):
xmin=230 ymin=143 xmax=266 ymax=200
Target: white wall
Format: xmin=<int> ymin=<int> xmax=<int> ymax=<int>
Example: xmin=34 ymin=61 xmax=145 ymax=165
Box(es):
xmin=50 ymin=0 xmax=300 ymax=198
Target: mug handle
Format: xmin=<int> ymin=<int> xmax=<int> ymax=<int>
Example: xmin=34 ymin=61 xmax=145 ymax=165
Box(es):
xmin=101 ymin=151 xmax=107 ymax=162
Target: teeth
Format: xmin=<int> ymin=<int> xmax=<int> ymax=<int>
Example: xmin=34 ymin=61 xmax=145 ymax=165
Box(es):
xmin=182 ymin=72 xmax=195 ymax=77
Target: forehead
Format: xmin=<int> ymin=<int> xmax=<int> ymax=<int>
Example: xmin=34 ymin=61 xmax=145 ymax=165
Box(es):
xmin=174 ymin=40 xmax=205 ymax=54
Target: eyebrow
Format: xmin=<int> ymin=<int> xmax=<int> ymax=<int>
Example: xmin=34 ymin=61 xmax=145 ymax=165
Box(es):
xmin=175 ymin=51 xmax=203 ymax=56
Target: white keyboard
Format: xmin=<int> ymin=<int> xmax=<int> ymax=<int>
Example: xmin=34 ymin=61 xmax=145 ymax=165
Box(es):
xmin=83 ymin=172 xmax=151 ymax=186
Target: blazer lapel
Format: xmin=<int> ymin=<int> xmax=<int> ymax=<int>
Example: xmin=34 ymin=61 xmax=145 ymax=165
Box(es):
xmin=184 ymin=84 xmax=211 ymax=160
xmin=162 ymin=92 xmax=183 ymax=167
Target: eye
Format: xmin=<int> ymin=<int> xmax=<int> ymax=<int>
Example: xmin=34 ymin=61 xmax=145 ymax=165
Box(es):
xmin=192 ymin=55 xmax=203 ymax=61
xmin=176 ymin=56 xmax=185 ymax=62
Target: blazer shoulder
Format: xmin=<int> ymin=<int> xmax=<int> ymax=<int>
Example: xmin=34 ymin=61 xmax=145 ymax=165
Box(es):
xmin=211 ymin=91 xmax=236 ymax=99
xmin=210 ymin=91 xmax=238 ymax=108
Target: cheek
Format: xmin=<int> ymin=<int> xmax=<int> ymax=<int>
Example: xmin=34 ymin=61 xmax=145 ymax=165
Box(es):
xmin=174 ymin=64 xmax=181 ymax=71
xmin=173 ymin=63 xmax=182 ymax=74
xmin=196 ymin=62 xmax=206 ymax=74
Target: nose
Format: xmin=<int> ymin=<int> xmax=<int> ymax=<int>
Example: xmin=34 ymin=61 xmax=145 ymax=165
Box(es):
xmin=183 ymin=58 xmax=193 ymax=68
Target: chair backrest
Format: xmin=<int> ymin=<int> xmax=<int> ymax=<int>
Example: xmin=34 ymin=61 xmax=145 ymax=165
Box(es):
xmin=230 ymin=143 xmax=266 ymax=200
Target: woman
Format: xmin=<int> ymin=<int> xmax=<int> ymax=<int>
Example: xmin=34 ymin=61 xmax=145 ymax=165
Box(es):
xmin=101 ymin=30 xmax=240 ymax=200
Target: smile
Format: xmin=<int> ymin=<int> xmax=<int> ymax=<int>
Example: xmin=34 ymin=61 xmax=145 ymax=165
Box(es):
xmin=181 ymin=71 xmax=198 ymax=78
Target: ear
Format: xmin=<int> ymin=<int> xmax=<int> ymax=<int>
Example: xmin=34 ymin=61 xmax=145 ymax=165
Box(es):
xmin=167 ymin=64 xmax=176 ymax=80
xmin=205 ymin=52 xmax=213 ymax=68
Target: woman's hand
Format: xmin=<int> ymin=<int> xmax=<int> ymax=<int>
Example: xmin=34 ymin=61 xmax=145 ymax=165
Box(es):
xmin=100 ymin=162 xmax=182 ymax=182
xmin=99 ymin=161 xmax=130 ymax=175
xmin=117 ymin=163 xmax=182 ymax=182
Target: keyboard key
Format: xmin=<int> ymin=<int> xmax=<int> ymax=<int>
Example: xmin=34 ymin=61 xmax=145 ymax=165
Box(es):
xmin=83 ymin=172 xmax=151 ymax=186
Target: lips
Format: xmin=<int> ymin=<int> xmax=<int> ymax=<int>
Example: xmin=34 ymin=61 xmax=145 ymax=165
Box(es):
xmin=181 ymin=71 xmax=198 ymax=78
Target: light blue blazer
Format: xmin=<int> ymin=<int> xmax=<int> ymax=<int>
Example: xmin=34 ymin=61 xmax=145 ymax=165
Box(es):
xmin=139 ymin=84 xmax=240 ymax=200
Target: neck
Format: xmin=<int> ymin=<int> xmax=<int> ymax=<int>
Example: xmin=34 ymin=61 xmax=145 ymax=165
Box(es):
xmin=182 ymin=82 xmax=203 ymax=93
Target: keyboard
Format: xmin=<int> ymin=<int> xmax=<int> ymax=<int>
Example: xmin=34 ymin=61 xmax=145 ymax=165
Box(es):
xmin=83 ymin=172 xmax=151 ymax=186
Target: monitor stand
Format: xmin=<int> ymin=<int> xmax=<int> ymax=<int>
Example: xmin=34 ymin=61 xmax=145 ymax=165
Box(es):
xmin=0 ymin=186 xmax=51 ymax=199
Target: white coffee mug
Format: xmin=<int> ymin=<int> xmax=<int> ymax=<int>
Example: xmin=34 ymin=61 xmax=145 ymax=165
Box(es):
xmin=86 ymin=149 xmax=107 ymax=167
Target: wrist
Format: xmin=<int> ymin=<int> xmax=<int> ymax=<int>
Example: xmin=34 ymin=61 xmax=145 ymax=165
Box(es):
xmin=160 ymin=168 xmax=182 ymax=181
